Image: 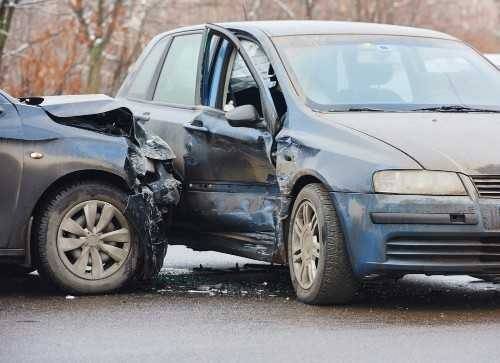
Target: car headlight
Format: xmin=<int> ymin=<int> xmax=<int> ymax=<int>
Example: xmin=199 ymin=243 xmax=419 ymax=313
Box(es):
xmin=373 ymin=170 xmax=467 ymax=196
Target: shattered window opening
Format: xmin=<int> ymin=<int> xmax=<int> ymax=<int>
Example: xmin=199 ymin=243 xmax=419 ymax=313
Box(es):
xmin=224 ymin=42 xmax=264 ymax=116
xmin=228 ymin=40 xmax=287 ymax=121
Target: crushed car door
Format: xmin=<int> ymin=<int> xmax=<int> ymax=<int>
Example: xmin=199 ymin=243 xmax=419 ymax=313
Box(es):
xmin=176 ymin=25 xmax=281 ymax=261
xmin=0 ymin=96 xmax=23 ymax=249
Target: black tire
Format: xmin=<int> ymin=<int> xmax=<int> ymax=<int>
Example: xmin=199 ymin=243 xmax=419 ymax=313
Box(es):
xmin=34 ymin=181 xmax=139 ymax=294
xmin=287 ymin=183 xmax=359 ymax=305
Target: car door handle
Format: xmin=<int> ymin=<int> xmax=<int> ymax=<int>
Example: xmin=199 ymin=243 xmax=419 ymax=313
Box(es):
xmin=135 ymin=112 xmax=150 ymax=123
xmin=184 ymin=120 xmax=209 ymax=133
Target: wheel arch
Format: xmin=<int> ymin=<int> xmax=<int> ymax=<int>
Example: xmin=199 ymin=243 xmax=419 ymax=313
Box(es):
xmin=289 ymin=171 xmax=332 ymax=198
xmin=281 ymin=171 xmax=332 ymax=255
xmin=285 ymin=172 xmax=358 ymax=278
xmin=28 ymin=169 xmax=131 ymax=268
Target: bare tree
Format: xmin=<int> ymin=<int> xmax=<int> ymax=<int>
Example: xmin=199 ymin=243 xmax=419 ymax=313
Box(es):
xmin=0 ymin=0 xmax=50 ymax=69
xmin=68 ymin=0 xmax=124 ymax=93
xmin=303 ymin=0 xmax=317 ymax=19
xmin=107 ymin=0 xmax=163 ymax=94
xmin=242 ymin=0 xmax=261 ymax=20
xmin=352 ymin=0 xmax=396 ymax=23
xmin=272 ymin=0 xmax=296 ymax=18
xmin=0 ymin=0 xmax=21 ymax=69
xmin=1 ymin=0 xmax=499 ymax=96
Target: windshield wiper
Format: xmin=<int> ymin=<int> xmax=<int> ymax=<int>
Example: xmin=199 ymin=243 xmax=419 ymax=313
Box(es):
xmin=411 ymin=105 xmax=500 ymax=113
xmin=331 ymin=107 xmax=389 ymax=112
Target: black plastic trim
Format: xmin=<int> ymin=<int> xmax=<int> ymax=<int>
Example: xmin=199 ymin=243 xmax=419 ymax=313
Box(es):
xmin=370 ymin=212 xmax=478 ymax=225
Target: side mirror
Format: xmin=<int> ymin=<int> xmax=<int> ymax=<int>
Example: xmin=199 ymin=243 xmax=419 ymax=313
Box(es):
xmin=226 ymin=104 xmax=260 ymax=127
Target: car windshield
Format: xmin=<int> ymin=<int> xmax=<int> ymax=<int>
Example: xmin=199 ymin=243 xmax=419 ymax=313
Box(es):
xmin=274 ymin=35 xmax=500 ymax=112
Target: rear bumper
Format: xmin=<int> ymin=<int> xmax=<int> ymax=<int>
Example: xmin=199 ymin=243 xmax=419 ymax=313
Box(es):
xmin=332 ymin=191 xmax=500 ymax=277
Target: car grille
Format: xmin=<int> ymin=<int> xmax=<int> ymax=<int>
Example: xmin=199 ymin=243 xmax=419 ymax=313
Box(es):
xmin=386 ymin=236 xmax=500 ymax=264
xmin=471 ymin=176 xmax=500 ymax=198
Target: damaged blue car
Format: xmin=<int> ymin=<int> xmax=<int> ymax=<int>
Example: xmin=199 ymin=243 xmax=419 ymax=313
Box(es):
xmin=117 ymin=20 xmax=500 ymax=304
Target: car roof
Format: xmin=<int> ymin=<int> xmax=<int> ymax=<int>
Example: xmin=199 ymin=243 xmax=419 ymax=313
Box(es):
xmin=165 ymin=21 xmax=456 ymax=41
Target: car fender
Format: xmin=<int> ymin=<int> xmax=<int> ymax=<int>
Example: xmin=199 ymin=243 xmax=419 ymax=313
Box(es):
xmin=8 ymin=107 xmax=132 ymax=250
xmin=275 ymin=106 xmax=422 ymax=197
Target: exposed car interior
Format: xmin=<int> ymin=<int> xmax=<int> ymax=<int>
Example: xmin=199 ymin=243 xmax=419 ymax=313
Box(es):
xmin=203 ymin=33 xmax=287 ymax=123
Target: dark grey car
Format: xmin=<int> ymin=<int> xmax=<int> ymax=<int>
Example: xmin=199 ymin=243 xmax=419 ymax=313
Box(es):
xmin=0 ymin=92 xmax=179 ymax=293
xmin=117 ymin=20 xmax=500 ymax=304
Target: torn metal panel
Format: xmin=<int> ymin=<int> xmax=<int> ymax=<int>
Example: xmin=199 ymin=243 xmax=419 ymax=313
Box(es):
xmin=125 ymin=170 xmax=180 ymax=279
xmin=124 ymin=123 xmax=180 ymax=280
xmin=273 ymin=195 xmax=292 ymax=264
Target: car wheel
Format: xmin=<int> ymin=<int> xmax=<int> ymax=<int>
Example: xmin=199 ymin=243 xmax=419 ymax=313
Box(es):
xmin=35 ymin=181 xmax=139 ymax=294
xmin=288 ymin=183 xmax=359 ymax=305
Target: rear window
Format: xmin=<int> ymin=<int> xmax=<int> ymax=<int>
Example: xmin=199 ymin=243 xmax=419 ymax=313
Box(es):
xmin=153 ymin=33 xmax=203 ymax=105
xmin=126 ymin=37 xmax=168 ymax=100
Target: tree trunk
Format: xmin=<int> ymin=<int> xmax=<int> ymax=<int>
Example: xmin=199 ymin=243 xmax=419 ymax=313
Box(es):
xmin=0 ymin=0 xmax=19 ymax=71
xmin=86 ymin=42 xmax=104 ymax=93
xmin=304 ymin=0 xmax=315 ymax=19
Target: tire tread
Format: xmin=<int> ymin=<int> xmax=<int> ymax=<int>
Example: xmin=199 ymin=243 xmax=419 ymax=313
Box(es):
xmin=34 ymin=180 xmax=136 ymax=294
xmin=290 ymin=183 xmax=359 ymax=305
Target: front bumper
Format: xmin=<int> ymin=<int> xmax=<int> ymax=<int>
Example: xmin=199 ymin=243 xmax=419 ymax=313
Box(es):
xmin=332 ymin=191 xmax=500 ymax=277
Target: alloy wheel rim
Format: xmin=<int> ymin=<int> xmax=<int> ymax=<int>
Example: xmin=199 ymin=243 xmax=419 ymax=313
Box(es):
xmin=56 ymin=200 xmax=131 ymax=280
xmin=291 ymin=200 xmax=320 ymax=289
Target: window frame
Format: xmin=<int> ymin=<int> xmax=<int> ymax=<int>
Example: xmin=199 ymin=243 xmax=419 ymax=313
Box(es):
xmin=201 ymin=32 xmax=222 ymax=105
xmin=203 ymin=37 xmax=234 ymax=110
xmin=122 ymin=35 xmax=172 ymax=102
xmin=201 ymin=33 xmax=268 ymax=114
xmin=151 ymin=31 xmax=205 ymax=108
xmin=125 ymin=29 xmax=205 ymax=110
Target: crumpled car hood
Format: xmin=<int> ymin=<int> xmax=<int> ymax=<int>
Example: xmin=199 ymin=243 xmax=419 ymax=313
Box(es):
xmin=21 ymin=94 xmax=122 ymax=117
xmin=319 ymin=112 xmax=500 ymax=176
xmin=20 ymin=94 xmax=175 ymax=161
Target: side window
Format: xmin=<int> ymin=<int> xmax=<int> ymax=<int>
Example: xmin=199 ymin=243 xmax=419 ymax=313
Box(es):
xmin=154 ymin=33 xmax=203 ymax=105
xmin=225 ymin=40 xmax=273 ymax=116
xmin=127 ymin=37 xmax=169 ymax=100
xmin=236 ymin=40 xmax=275 ymax=89
xmin=204 ymin=36 xmax=287 ymax=121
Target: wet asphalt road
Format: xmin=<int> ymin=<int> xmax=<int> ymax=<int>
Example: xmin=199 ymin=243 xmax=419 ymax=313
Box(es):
xmin=2 ymin=246 xmax=500 ymax=363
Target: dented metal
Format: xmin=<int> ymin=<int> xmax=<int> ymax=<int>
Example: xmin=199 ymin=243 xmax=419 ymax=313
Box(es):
xmin=124 ymin=125 xmax=180 ymax=279
xmin=5 ymin=94 xmax=181 ymax=278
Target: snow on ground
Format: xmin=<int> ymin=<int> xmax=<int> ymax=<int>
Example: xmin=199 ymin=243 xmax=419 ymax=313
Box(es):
xmin=161 ymin=245 xmax=266 ymax=275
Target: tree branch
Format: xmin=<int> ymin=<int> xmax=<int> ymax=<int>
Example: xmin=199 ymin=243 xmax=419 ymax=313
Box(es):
xmin=272 ymin=0 xmax=296 ymax=18
xmin=68 ymin=0 xmax=91 ymax=43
